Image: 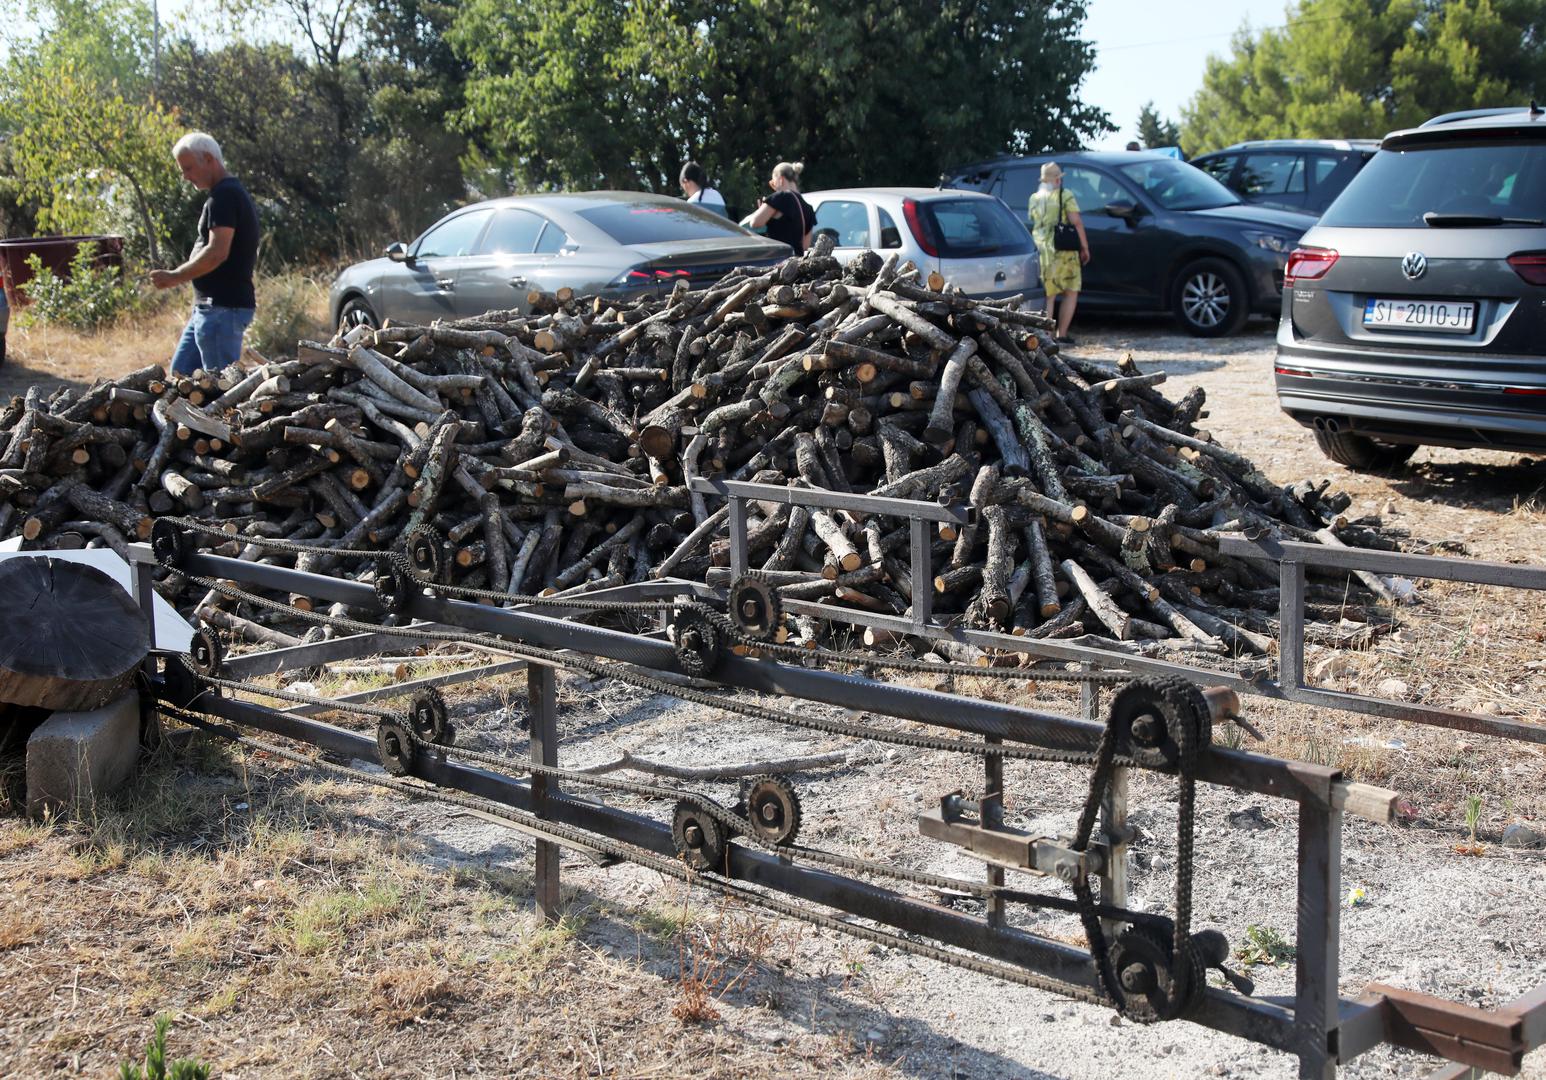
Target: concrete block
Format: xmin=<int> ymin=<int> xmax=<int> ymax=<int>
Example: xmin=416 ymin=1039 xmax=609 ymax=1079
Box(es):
xmin=25 ymin=692 xmax=141 ymax=818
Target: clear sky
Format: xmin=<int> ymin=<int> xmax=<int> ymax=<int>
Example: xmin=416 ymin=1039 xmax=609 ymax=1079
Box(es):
xmin=1081 ymin=0 xmax=1294 ymax=149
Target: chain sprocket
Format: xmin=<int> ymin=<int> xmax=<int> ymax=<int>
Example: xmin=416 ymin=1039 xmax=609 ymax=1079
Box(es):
xmin=376 ymin=718 xmax=416 ymax=776
xmin=1106 ymin=676 xmax=1211 ymax=772
xmin=1109 ymin=926 xmax=1204 ymax=1024
xmin=740 ymin=774 xmax=802 ymax=846
xmin=188 ymin=625 xmax=224 ymax=677
xmin=410 ymin=688 xmax=454 ymax=746
xmin=672 ymin=604 xmax=724 ymax=677
xmin=405 ymin=527 xmax=446 ymax=585
xmin=671 ymin=799 xmax=727 ymax=870
xmin=728 ymin=573 xmax=783 ymax=642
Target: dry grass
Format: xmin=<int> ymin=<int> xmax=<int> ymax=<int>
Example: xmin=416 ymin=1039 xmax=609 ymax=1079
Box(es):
xmin=0 ymin=731 xmax=896 ymax=1079
xmin=1 ymin=269 xmax=332 ymax=404
xmin=3 ymin=295 xmax=185 ymax=399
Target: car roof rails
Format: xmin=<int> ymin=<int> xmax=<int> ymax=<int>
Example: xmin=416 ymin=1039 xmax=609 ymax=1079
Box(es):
xmin=1419 ymin=105 xmax=1539 ymax=128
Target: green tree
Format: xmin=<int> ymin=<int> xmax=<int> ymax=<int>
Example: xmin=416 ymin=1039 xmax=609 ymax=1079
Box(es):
xmin=449 ymin=0 xmax=1108 ymax=213
xmin=1180 ymin=0 xmax=1546 ymax=156
xmin=157 ymin=40 xmax=350 ymax=261
xmin=2 ymin=55 xmax=183 ymax=262
xmin=1136 ymin=101 xmax=1180 ymax=148
xmin=0 ymin=0 xmax=183 ymax=260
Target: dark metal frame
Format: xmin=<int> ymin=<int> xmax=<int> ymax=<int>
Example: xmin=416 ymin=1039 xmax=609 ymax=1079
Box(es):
xmin=126 ymin=534 xmax=1546 ymax=1079
xmin=694 ymin=476 xmax=1546 ymax=747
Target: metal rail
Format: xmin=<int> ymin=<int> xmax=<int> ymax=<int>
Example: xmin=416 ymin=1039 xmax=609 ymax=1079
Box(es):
xmin=694 ymin=476 xmax=1546 ymax=746
xmin=125 ymin=535 xmax=1546 ymax=1079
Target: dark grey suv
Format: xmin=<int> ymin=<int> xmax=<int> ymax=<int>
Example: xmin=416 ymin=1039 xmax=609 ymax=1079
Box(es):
xmin=943 ymin=152 xmax=1317 ymax=335
xmin=1190 ymin=139 xmax=1377 ymax=216
xmin=1276 ymin=106 xmax=1546 ymax=468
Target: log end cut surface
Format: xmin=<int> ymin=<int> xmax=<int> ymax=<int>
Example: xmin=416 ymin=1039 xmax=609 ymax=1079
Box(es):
xmin=0 ymin=557 xmax=150 ymax=711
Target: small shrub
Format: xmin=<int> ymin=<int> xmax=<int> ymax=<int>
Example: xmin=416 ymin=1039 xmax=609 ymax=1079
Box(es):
xmin=247 ymin=271 xmax=328 ymax=360
xmin=118 ymin=1014 xmax=211 ymax=1080
xmin=19 ymin=243 xmax=145 ymax=332
xmin=1236 ymin=924 xmax=1295 ymax=968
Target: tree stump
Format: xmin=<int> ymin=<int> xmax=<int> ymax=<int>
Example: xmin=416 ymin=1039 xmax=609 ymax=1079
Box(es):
xmin=0 ymin=557 xmax=149 ymax=711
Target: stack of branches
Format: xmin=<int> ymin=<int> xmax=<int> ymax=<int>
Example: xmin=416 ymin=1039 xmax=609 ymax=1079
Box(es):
xmin=0 ymin=237 xmax=1408 ymax=658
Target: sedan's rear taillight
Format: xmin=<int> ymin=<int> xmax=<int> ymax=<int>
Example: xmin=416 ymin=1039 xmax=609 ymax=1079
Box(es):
xmin=1507 ymin=252 xmax=1546 ymax=286
xmin=1283 ymin=246 xmax=1338 ymax=285
xmin=902 ymin=198 xmax=939 ymax=258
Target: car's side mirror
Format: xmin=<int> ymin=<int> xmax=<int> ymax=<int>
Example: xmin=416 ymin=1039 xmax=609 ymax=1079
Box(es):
xmin=1105 ymin=200 xmax=1141 ymax=221
xmin=815 ymin=227 xmax=839 ymax=243
xmin=386 ymin=241 xmax=413 ymax=263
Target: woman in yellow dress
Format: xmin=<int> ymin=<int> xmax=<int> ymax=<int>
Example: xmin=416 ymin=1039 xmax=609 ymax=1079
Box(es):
xmin=1029 ymin=162 xmax=1090 ymax=345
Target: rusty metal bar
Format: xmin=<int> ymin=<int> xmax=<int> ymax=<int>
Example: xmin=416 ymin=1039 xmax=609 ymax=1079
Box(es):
xmin=1223 ymin=536 xmax=1546 ymax=590
xmin=1280 ymin=557 xmax=1306 ymax=692
xmin=910 ymin=516 xmax=932 ymax=631
xmin=690 ymin=475 xmax=974 ymax=524
xmin=280 ymin=658 xmax=529 ymax=717
xmin=180 ymin=686 xmax=1299 ymax=1053
xmin=1295 ymin=797 xmax=1342 ymax=1079
xmin=529 ymin=662 xmax=561 ymax=923
xmin=727 ymin=496 xmax=749 ymax=581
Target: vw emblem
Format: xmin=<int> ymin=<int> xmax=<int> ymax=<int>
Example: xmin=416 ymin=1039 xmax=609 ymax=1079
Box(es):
xmin=1401 ymin=251 xmax=1427 ymax=280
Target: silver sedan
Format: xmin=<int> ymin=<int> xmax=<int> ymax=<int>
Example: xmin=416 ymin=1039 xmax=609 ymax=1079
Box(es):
xmin=801 ymin=187 xmax=1039 ymax=299
xmin=329 ymin=191 xmax=791 ymax=328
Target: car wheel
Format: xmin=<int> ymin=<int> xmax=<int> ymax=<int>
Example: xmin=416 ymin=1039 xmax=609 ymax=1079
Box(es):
xmin=338 ymin=296 xmax=379 ymax=331
xmin=1312 ymin=427 xmax=1418 ymax=471
xmin=1172 ymin=258 xmax=1248 ymax=337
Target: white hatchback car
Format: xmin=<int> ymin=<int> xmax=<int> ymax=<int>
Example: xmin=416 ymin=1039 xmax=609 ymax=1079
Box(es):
xmin=798 ymin=187 xmax=1039 ymax=299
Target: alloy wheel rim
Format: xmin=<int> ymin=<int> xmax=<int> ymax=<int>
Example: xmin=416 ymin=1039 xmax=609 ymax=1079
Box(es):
xmin=1182 ymin=273 xmax=1230 ymax=328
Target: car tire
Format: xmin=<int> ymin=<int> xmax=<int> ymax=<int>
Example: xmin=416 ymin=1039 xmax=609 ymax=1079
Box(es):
xmin=1312 ymin=428 xmax=1418 ymax=471
xmin=1172 ymin=258 xmax=1248 ymax=337
xmin=338 ymin=296 xmax=379 ymax=331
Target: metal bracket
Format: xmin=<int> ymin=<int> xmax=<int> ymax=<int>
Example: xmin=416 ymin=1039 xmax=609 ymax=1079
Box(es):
xmin=919 ymin=791 xmax=1107 ymax=881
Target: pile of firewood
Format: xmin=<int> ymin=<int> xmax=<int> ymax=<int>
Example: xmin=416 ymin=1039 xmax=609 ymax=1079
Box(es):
xmin=0 ymin=238 xmax=1406 ymax=659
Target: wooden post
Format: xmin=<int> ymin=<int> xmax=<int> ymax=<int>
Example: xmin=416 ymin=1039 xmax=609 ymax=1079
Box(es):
xmin=529 ymin=663 xmax=561 ymax=923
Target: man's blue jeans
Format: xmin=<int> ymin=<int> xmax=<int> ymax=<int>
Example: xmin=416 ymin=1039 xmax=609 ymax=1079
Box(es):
xmin=170 ymin=303 xmax=254 ymax=375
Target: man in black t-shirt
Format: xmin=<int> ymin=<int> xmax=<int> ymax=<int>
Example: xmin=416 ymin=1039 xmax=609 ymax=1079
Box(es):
xmin=152 ymin=131 xmax=260 ymax=374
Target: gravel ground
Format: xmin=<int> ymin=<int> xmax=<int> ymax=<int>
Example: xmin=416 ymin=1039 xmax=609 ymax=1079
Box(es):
xmin=373 ymin=312 xmax=1546 ymax=1079
xmin=10 ymin=311 xmax=1545 ymax=1078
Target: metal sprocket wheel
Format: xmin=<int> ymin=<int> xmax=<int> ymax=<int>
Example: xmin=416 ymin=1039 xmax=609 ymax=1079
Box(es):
xmin=1109 ymin=926 xmax=1203 ymax=1024
xmin=150 ymin=517 xmax=190 ymax=568
xmin=405 ymin=527 xmax=446 ymax=584
xmin=376 ymin=719 xmax=415 ymax=777
xmin=188 ymin=625 xmax=224 ymax=677
xmin=1106 ymin=676 xmax=1212 ymax=772
xmin=410 ymin=687 xmax=453 ymax=746
xmin=742 ymin=774 xmax=801 ymax=845
xmin=373 ymin=556 xmax=412 ymax=616
xmin=672 ymin=605 xmax=723 ymax=677
xmin=671 ymin=800 xmax=726 ymax=871
xmin=728 ymin=573 xmax=782 ymax=642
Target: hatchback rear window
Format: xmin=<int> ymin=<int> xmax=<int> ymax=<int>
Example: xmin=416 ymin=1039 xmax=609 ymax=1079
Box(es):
xmin=576 ymin=202 xmax=751 ymax=245
xmin=1320 ymin=141 xmax=1546 ymax=227
xmin=917 ymin=198 xmax=1031 ymax=258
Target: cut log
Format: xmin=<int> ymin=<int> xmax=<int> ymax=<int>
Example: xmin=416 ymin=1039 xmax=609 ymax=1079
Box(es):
xmin=0 ymin=557 xmax=149 ymax=711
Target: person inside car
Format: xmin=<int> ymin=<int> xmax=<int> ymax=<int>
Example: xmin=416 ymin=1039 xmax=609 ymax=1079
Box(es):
xmin=1029 ymin=162 xmax=1090 ymax=345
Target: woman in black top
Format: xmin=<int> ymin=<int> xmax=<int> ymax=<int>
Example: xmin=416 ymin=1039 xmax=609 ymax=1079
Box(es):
xmin=747 ymin=161 xmax=815 ymax=254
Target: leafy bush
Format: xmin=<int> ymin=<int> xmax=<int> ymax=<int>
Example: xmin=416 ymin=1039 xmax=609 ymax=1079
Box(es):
xmin=118 ymin=1014 xmax=211 ymax=1080
xmin=247 ymin=270 xmax=329 ymax=359
xmin=18 ymin=242 xmax=145 ymax=332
